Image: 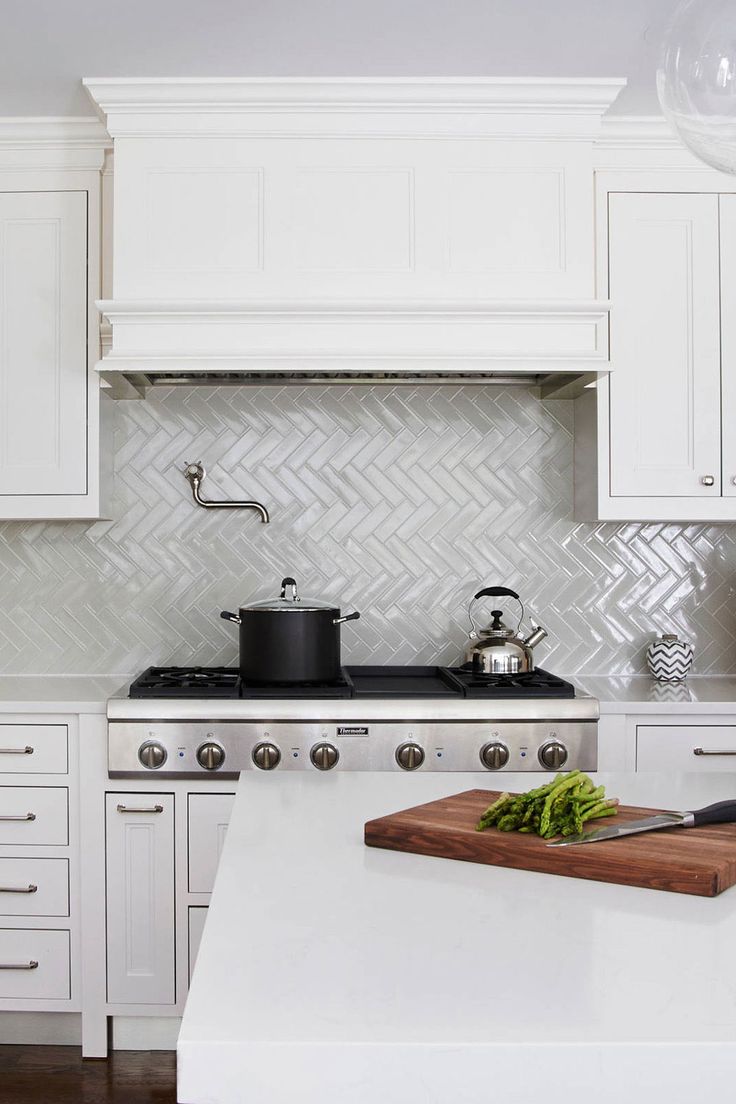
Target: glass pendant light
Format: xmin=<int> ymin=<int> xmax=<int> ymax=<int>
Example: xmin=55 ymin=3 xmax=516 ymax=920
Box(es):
xmin=657 ymin=0 xmax=736 ymax=173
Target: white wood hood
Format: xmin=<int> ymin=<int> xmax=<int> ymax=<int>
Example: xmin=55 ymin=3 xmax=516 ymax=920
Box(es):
xmin=83 ymin=78 xmax=624 ymax=394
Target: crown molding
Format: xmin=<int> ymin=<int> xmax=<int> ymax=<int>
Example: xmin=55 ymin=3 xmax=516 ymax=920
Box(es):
xmin=83 ymin=77 xmax=626 ymax=140
xmin=597 ymin=115 xmax=680 ymax=148
xmin=83 ymin=77 xmax=626 ymax=112
xmin=0 ymin=117 xmax=110 ymax=146
xmin=0 ymin=117 xmax=111 ymax=171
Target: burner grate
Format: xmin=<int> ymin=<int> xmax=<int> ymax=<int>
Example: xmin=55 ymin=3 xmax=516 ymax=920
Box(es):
xmin=127 ymin=663 xmax=577 ymax=700
xmin=447 ymin=665 xmax=576 ymax=699
xmin=129 ymin=666 xmax=240 ymax=699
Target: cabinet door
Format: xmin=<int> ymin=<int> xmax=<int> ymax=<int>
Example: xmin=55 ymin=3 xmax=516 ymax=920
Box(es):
xmin=105 ymin=793 xmax=175 ymax=1005
xmin=187 ymin=793 xmax=235 ymax=893
xmin=0 ymin=191 xmax=87 ymax=495
xmin=607 ymin=192 xmax=721 ymax=497
xmin=720 ymin=195 xmax=736 ymax=496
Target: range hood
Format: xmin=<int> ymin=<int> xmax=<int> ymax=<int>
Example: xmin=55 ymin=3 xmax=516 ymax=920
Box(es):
xmin=84 ymin=78 xmax=624 ymax=397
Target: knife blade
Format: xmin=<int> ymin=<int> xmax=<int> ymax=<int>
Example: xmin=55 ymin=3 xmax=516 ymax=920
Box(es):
xmin=546 ymin=799 xmax=736 ymax=847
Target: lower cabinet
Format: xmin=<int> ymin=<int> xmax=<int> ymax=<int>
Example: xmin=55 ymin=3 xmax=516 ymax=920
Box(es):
xmin=637 ymin=725 xmax=736 ymax=771
xmin=105 ymin=793 xmax=175 ymax=1005
xmin=0 ymin=928 xmax=70 ymax=1000
xmin=188 ymin=906 xmax=208 ymax=983
xmin=188 ymin=793 xmax=236 ymax=893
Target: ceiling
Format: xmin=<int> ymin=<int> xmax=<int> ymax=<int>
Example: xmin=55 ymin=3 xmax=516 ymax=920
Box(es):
xmin=1 ymin=0 xmax=680 ymax=117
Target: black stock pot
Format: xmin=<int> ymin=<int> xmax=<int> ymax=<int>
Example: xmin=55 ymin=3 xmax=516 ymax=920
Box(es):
xmin=221 ymin=577 xmax=360 ymax=684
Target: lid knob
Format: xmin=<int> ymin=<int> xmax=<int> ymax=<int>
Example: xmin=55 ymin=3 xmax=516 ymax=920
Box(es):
xmin=279 ymin=577 xmax=299 ymax=602
xmin=490 ymin=610 xmax=505 ymax=630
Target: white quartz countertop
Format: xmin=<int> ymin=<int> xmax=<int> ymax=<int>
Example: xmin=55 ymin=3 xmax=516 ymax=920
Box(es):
xmin=573 ymin=674 xmax=736 ymax=712
xmin=3 ymin=673 xmax=736 ymax=717
xmin=178 ymin=771 xmax=736 ymax=1104
xmin=0 ymin=675 xmax=130 ymax=713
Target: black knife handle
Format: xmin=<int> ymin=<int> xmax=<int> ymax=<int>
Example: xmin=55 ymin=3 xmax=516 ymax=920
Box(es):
xmin=691 ymin=800 xmax=736 ymax=827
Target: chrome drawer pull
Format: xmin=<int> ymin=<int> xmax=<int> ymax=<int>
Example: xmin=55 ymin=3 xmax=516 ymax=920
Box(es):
xmin=0 ymin=747 xmax=33 ymax=755
xmin=0 ymin=884 xmax=37 ymax=894
xmin=0 ymin=813 xmax=35 ymax=821
xmin=0 ymin=960 xmax=38 ymax=970
xmin=116 ymin=803 xmax=164 ymax=814
xmin=693 ymin=748 xmax=736 ymax=756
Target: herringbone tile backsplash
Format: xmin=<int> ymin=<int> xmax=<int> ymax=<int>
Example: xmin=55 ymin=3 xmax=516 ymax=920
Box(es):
xmin=1 ymin=384 xmax=735 ymax=676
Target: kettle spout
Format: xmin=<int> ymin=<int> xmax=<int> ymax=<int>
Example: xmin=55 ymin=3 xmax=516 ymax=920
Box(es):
xmin=524 ymin=624 xmax=548 ymax=650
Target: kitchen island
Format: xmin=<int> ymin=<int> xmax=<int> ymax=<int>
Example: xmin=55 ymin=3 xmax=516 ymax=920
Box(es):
xmin=178 ymin=771 xmax=736 ymax=1104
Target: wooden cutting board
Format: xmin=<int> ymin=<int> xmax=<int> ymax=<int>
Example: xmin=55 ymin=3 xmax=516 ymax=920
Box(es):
xmin=364 ymin=789 xmax=736 ymax=897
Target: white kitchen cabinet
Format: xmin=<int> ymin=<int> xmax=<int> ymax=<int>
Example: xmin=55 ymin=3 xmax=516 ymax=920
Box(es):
xmin=0 ymin=929 xmax=70 ymax=1000
xmin=188 ymin=906 xmax=208 ymax=983
xmin=0 ymin=192 xmax=88 ymax=496
xmin=0 ymin=724 xmax=68 ymax=774
xmin=637 ymin=725 xmax=736 ymax=771
xmin=0 ymin=123 xmax=111 ymax=519
xmin=105 ymin=793 xmax=175 ymax=1005
xmin=0 ymin=787 xmax=68 ymax=846
xmin=576 ymin=181 xmax=736 ymax=521
xmin=188 ymin=793 xmax=235 ymax=893
xmin=0 ymin=858 xmax=69 ymax=917
xmin=607 ymin=192 xmax=721 ymax=498
xmin=720 ymin=194 xmax=736 ymax=496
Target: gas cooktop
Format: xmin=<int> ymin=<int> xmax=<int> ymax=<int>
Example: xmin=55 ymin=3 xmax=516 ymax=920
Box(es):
xmin=128 ymin=664 xmax=577 ymax=700
xmin=110 ymin=663 xmax=597 ymax=779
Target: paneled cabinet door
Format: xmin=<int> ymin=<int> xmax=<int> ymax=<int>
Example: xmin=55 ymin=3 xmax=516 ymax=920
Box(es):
xmin=105 ymin=794 xmax=175 ymax=1005
xmin=607 ymin=192 xmax=721 ymax=497
xmin=720 ymin=194 xmax=736 ymax=497
xmin=0 ymin=191 xmax=88 ymax=496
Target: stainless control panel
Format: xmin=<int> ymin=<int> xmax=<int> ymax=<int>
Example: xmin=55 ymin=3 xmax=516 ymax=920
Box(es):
xmin=108 ymin=719 xmax=598 ymax=777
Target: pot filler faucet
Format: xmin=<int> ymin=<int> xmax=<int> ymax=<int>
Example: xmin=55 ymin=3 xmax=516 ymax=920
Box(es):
xmin=183 ymin=461 xmax=270 ymax=523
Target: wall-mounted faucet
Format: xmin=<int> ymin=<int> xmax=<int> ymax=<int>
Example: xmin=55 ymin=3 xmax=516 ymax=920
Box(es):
xmin=182 ymin=462 xmax=270 ymax=523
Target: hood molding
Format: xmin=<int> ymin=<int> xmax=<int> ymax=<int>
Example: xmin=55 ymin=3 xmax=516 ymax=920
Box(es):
xmin=85 ymin=77 xmax=624 ymax=394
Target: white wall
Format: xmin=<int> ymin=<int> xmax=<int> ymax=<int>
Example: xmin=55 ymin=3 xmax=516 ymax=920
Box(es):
xmin=0 ymin=0 xmax=679 ymax=115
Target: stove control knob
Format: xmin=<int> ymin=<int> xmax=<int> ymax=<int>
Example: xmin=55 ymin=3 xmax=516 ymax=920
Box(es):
xmin=252 ymin=742 xmax=281 ymax=771
xmin=396 ymin=742 xmax=425 ymax=771
xmin=480 ymin=741 xmax=509 ymax=770
xmin=311 ymin=743 xmax=339 ymax=771
xmin=539 ymin=740 xmax=568 ymax=771
xmin=138 ymin=741 xmax=167 ymax=770
xmin=197 ymin=742 xmax=225 ymax=771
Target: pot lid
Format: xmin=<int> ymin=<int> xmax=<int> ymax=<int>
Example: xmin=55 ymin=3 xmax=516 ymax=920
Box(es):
xmin=242 ymin=577 xmax=338 ymax=613
xmin=478 ymin=609 xmax=516 ymax=639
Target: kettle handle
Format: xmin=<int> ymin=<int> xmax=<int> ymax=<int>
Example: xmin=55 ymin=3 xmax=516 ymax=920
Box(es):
xmin=474 ymin=586 xmax=520 ymax=601
xmin=468 ymin=587 xmax=524 ymax=637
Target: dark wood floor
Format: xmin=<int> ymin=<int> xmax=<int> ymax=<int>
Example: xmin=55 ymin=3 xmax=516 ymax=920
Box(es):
xmin=0 ymin=1046 xmax=176 ymax=1103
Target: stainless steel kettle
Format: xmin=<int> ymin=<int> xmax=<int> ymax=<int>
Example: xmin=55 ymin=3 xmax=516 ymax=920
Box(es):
xmin=463 ymin=586 xmax=548 ymax=675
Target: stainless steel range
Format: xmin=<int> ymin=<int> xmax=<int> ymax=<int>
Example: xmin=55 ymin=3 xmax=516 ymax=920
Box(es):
xmin=107 ymin=665 xmax=599 ymax=778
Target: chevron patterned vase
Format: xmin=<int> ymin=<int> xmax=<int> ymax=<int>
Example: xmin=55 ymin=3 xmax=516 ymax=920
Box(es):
xmin=646 ymin=634 xmax=694 ymax=682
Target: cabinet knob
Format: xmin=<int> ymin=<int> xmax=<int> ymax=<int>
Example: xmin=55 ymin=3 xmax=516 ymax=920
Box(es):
xmin=700 ymin=475 xmax=715 ymax=486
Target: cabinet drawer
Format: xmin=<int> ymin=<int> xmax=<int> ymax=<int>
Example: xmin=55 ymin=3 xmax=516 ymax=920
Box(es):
xmin=0 ymin=928 xmax=70 ymax=999
xmin=188 ymin=906 xmax=208 ymax=983
xmin=0 ymin=858 xmax=69 ymax=916
xmin=188 ymin=793 xmax=235 ymax=893
xmin=0 ymin=787 xmax=68 ymax=845
xmin=637 ymin=726 xmax=736 ymax=771
xmin=0 ymin=726 xmax=68 ymax=774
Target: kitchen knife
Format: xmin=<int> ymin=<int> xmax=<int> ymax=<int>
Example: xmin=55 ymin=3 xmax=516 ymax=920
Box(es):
xmin=546 ymin=799 xmax=736 ymax=847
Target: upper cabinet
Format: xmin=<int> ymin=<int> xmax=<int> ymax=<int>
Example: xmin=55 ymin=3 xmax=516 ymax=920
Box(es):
xmin=83 ymin=78 xmax=623 ymax=392
xmin=575 ymin=165 xmax=736 ymax=521
xmin=0 ymin=121 xmax=112 ymax=520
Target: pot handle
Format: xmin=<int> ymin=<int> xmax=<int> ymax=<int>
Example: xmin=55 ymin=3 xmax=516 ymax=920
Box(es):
xmin=333 ymin=611 xmax=361 ymax=626
xmin=473 ymin=586 xmax=520 ymax=601
xmin=220 ymin=610 xmax=242 ymax=626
